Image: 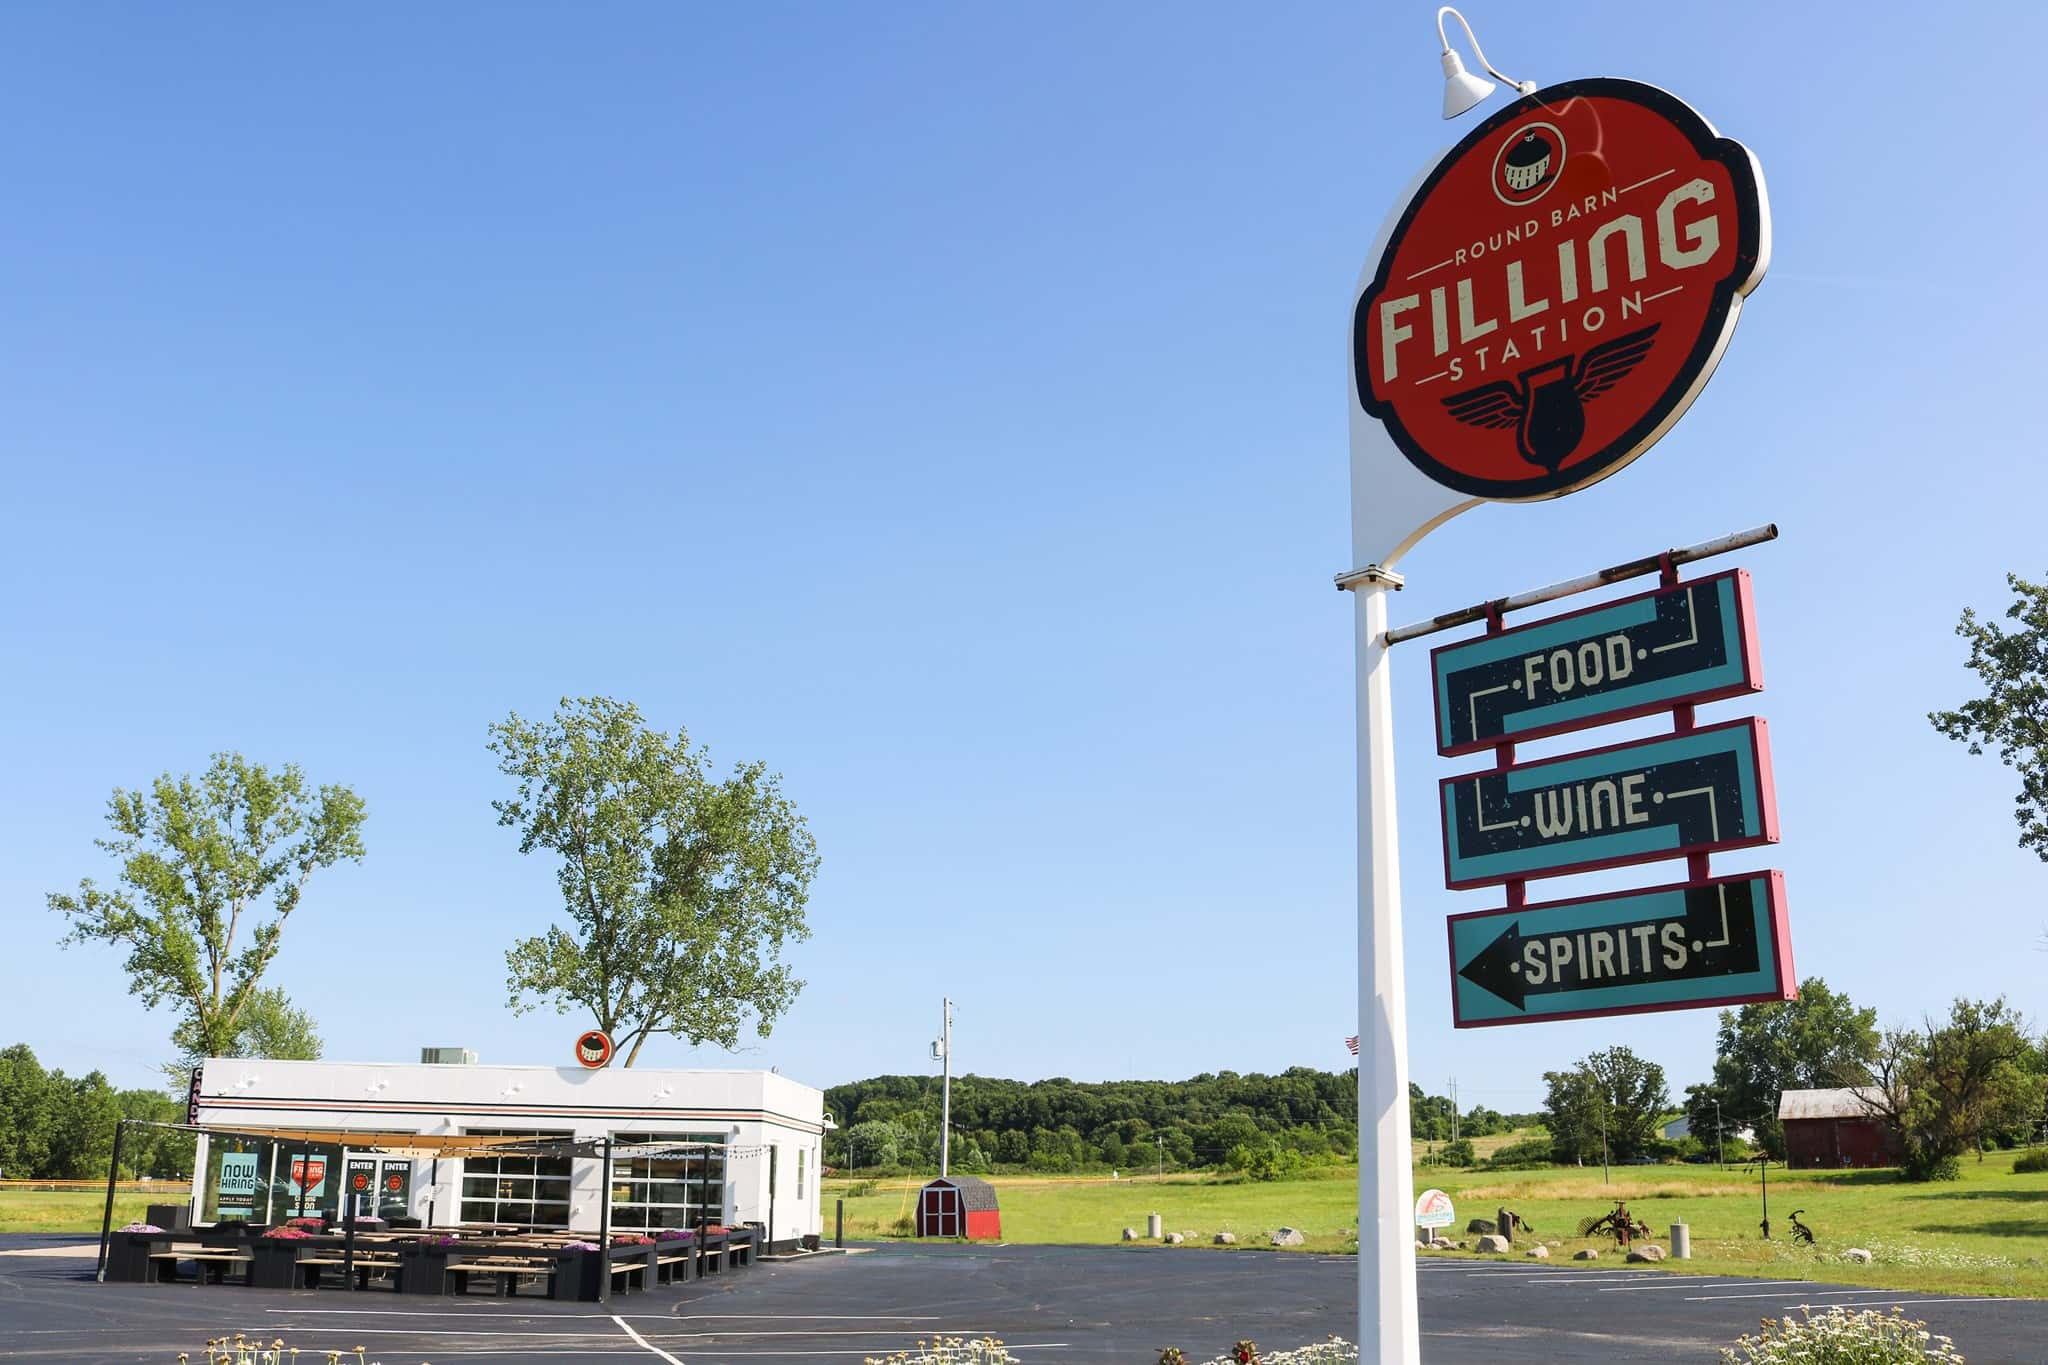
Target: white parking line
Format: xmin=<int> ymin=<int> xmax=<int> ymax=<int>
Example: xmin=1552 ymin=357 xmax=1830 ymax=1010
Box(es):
xmin=1796 ymin=1298 xmax=2028 ymax=1310
xmin=614 ymin=1314 xmax=687 ymax=1365
xmin=1682 ymin=1287 xmax=1903 ymax=1303
xmin=1598 ymin=1280 xmax=1806 ymax=1293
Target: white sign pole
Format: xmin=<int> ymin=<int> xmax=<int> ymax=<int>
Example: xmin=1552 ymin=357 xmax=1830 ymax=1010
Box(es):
xmin=1340 ymin=163 xmax=1479 ymax=1363
xmin=1351 ymin=568 xmax=1419 ymax=1364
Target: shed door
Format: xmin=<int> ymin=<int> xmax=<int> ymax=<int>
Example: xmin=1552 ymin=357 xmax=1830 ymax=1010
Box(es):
xmin=921 ymin=1186 xmax=959 ymax=1237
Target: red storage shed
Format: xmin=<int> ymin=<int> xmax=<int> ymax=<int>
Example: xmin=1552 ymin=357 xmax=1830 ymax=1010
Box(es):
xmin=1779 ymin=1087 xmax=1902 ymax=1170
xmin=915 ymin=1176 xmax=1001 ymax=1241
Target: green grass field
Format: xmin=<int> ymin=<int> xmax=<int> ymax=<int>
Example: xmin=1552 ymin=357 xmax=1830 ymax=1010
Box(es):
xmin=0 ymin=1191 xmax=155 ymax=1233
xmin=824 ymin=1149 xmax=2048 ymax=1298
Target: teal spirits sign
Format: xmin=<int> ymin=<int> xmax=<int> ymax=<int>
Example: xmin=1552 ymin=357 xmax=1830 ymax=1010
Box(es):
xmin=1431 ymin=570 xmax=1761 ymax=756
xmin=1439 ymin=717 xmax=1775 ymax=889
xmin=1448 ymin=871 xmax=1793 ymax=1026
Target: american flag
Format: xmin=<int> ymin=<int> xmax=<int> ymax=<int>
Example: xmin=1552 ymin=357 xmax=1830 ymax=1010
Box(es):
xmin=1345 ymin=1035 xmax=1360 ymax=1056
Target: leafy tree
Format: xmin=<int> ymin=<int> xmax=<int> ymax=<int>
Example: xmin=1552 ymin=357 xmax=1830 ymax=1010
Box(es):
xmin=839 ymin=1120 xmax=903 ymax=1169
xmin=1439 ymin=1137 xmax=1476 ymax=1167
xmin=48 ymin=754 xmax=366 ymax=1057
xmin=116 ymin=1089 xmax=194 ymax=1179
xmin=1865 ymin=997 xmax=2046 ymax=1180
xmin=1542 ymin=1047 xmax=1667 ymax=1163
xmin=45 ymin=1070 xmax=121 ymax=1179
xmin=491 ymin=697 xmax=819 ymax=1066
xmin=164 ymin=986 xmax=324 ymax=1088
xmin=1682 ymin=1081 xmax=1740 ymax=1159
xmin=1462 ymin=1105 xmax=1505 ymax=1137
xmin=1930 ymin=573 xmax=2048 ymax=860
xmin=824 ymin=1067 xmax=1361 ymax=1171
xmin=1711 ymin=977 xmax=1878 ymax=1157
xmin=0 ymin=1044 xmax=54 ymax=1178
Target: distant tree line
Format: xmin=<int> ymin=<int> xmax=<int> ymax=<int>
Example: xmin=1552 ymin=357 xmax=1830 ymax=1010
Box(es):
xmin=826 ymin=1069 xmax=1361 ymax=1176
xmin=0 ymin=1044 xmax=194 ymax=1182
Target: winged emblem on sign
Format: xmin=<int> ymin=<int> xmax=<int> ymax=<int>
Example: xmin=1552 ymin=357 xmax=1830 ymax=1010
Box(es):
xmin=1441 ymin=324 xmax=1661 ymax=473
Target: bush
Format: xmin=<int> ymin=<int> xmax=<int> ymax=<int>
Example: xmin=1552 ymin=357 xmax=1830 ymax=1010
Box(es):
xmin=1720 ymin=1306 xmax=1962 ymax=1363
xmin=2015 ymin=1150 xmax=2048 ymax=1174
xmin=1484 ymin=1137 xmax=1555 ymax=1170
xmin=1902 ymin=1149 xmax=1961 ymax=1182
xmin=1438 ymin=1139 xmax=1475 ymax=1167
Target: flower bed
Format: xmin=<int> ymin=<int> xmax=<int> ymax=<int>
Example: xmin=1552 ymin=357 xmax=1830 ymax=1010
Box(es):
xmin=1721 ymin=1307 xmax=1963 ymax=1363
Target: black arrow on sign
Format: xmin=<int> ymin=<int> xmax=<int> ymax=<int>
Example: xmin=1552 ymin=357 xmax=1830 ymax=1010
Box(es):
xmin=1456 ymin=880 xmax=1764 ymax=1013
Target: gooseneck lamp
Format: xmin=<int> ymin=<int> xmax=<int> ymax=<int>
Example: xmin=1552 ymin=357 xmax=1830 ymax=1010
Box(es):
xmin=1436 ymin=6 xmax=1535 ymax=120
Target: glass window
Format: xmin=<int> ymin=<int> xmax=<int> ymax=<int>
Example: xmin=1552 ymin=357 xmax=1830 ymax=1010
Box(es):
xmin=200 ymin=1138 xmax=276 ymax=1224
xmin=610 ymin=1132 xmax=727 ymax=1231
xmin=456 ymin=1129 xmax=573 ymax=1230
xmin=270 ymin=1138 xmax=347 ymax=1223
xmin=797 ymin=1147 xmax=805 ymax=1200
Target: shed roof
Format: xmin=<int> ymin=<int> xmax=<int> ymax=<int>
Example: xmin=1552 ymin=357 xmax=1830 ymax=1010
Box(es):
xmin=1778 ymin=1087 xmax=1891 ymax=1121
xmin=925 ymin=1175 xmax=1000 ymax=1211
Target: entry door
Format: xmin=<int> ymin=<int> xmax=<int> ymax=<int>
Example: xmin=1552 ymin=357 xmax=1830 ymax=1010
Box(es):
xmin=921 ymin=1186 xmax=959 ymax=1237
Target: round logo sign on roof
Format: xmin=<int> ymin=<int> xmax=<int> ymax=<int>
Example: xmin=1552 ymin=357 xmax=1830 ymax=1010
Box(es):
xmin=574 ymin=1029 xmax=615 ymax=1069
xmin=1353 ymin=78 xmax=1769 ymax=502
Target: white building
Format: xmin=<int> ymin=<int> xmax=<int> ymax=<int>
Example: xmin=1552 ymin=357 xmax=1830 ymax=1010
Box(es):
xmin=185 ymin=1056 xmax=826 ymax=1247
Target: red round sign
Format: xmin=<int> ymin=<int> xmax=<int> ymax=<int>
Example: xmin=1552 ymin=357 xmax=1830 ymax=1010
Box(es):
xmin=1353 ymin=78 xmax=1768 ymax=501
xmin=574 ymin=1029 xmax=614 ymax=1069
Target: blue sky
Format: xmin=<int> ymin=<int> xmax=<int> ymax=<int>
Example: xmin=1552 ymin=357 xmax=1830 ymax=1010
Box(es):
xmin=3 ymin=2 xmax=2044 ymax=1127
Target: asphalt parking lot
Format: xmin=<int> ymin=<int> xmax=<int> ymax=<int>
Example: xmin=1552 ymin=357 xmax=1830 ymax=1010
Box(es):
xmin=3 ymin=1236 xmax=2044 ymax=1364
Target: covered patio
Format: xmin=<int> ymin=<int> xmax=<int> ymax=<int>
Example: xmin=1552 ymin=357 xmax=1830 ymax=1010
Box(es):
xmin=94 ymin=1121 xmax=759 ymax=1302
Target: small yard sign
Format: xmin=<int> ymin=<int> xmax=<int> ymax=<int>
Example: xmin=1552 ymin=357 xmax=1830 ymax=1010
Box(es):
xmin=1415 ymin=1188 xmax=1456 ymax=1229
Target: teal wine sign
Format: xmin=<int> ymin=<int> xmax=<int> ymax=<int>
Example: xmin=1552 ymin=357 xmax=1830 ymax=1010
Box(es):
xmin=1439 ymin=717 xmax=1775 ymax=889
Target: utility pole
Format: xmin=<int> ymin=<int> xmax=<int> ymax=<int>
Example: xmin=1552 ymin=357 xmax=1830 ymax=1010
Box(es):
xmin=1449 ymin=1077 xmax=1459 ymax=1144
xmin=1156 ymin=1133 xmax=1165 ymax=1182
xmin=1589 ymin=1068 xmax=1609 ymax=1185
xmin=935 ymin=997 xmax=953 ymax=1178
xmin=1713 ymin=1098 xmax=1724 ymax=1169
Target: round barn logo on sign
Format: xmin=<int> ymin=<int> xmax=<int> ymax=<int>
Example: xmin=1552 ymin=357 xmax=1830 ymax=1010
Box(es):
xmin=1353 ymin=78 xmax=1769 ymax=500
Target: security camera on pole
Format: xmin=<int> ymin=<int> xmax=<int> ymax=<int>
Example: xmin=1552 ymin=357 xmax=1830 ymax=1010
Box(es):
xmin=1342 ymin=9 xmax=1773 ymax=1360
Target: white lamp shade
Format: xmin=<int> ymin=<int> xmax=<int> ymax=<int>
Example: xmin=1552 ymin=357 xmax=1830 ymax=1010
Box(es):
xmin=1441 ymin=49 xmax=1495 ymax=120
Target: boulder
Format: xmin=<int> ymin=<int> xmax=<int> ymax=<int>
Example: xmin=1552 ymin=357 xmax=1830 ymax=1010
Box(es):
xmin=1545 ymin=1239 xmax=1562 ymax=1248
xmin=1429 ymin=1236 xmax=1455 ymax=1249
xmin=1213 ymin=1232 xmax=1237 ymax=1245
xmin=1164 ymin=1232 xmax=1184 ymax=1245
xmin=1466 ymin=1218 xmax=1497 ymax=1235
xmin=1474 ymin=1234 xmax=1512 ymax=1254
xmin=1843 ymin=1248 xmax=1873 ymax=1265
xmin=1524 ymin=1245 xmax=1550 ymax=1259
xmin=1572 ymin=1249 xmax=1599 ymax=1261
xmin=1625 ymin=1245 xmax=1666 ymax=1263
xmin=1269 ymin=1228 xmax=1306 ymax=1247
xmin=1416 ymin=1238 xmax=1430 ymax=1250
xmin=1121 ymin=1228 xmax=1140 ymax=1242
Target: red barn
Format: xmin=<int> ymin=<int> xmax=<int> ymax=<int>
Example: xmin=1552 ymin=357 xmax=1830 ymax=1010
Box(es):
xmin=915 ymin=1176 xmax=1001 ymax=1241
xmin=1779 ymin=1087 xmax=1902 ymax=1169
